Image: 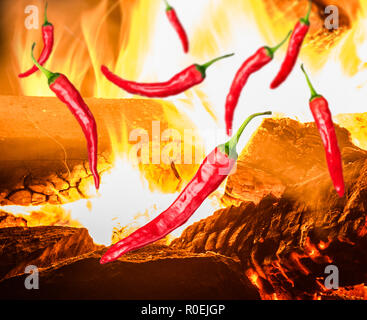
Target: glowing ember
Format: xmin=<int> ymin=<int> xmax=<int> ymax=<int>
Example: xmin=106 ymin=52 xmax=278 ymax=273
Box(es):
xmin=318 ymin=238 xmax=332 ymax=250
xmin=246 ymin=269 xmax=263 ymax=291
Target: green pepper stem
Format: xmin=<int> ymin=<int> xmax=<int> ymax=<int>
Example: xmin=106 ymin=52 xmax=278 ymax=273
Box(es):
xmin=163 ymin=0 xmax=172 ymax=10
xmin=224 ymin=111 xmax=272 ymax=157
xmin=44 ymin=2 xmax=48 ymax=24
xmin=196 ymin=53 xmax=234 ymax=78
xmin=267 ymin=30 xmax=292 ymax=56
xmin=202 ymin=53 xmax=234 ymax=69
xmin=31 ymin=42 xmax=58 ymax=84
xmin=301 ymin=0 xmax=312 ymax=25
xmin=43 ymin=2 xmax=51 ymax=26
xmin=300 ymin=64 xmax=320 ymax=100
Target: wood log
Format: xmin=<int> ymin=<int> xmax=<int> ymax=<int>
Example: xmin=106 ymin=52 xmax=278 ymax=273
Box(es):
xmin=0 ymin=96 xmax=201 ymax=205
xmin=0 ymin=244 xmax=259 ymax=300
xmin=171 ymin=118 xmax=367 ymax=299
xmin=0 ymin=211 xmax=27 ymax=228
xmin=222 ymin=118 xmax=367 ymax=205
xmin=262 ymin=0 xmax=354 ymax=55
xmin=0 ymin=226 xmax=99 ymax=280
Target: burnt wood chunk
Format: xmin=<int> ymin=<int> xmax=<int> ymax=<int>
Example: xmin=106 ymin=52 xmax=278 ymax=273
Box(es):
xmin=263 ymin=0 xmax=355 ymax=56
xmin=0 ymin=211 xmax=27 ymax=228
xmin=172 ymin=118 xmax=367 ymax=299
xmin=0 ymin=226 xmax=99 ymax=280
xmin=0 ymin=245 xmax=259 ymax=300
xmin=223 ymin=118 xmax=366 ymax=205
xmin=0 ymin=96 xmax=201 ymax=204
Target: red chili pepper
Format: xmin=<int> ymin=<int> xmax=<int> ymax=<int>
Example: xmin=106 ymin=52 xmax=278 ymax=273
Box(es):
xmin=225 ymin=31 xmax=291 ymax=136
xmin=270 ymin=0 xmax=312 ymax=89
xmin=30 ymin=43 xmax=100 ymax=190
xmin=301 ymin=64 xmax=344 ymax=197
xmin=100 ymin=111 xmax=272 ymax=264
xmin=164 ymin=0 xmax=189 ymax=53
xmin=101 ymin=53 xmax=233 ymax=98
xmin=19 ymin=3 xmax=54 ymax=78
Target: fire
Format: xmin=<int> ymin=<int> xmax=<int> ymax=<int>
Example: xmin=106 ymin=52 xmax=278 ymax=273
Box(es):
xmin=246 ymin=269 xmax=263 ymax=292
xmin=1 ymin=0 xmax=367 ymax=301
xmin=304 ymin=237 xmax=333 ymax=264
xmin=11 ymin=0 xmax=367 ymax=143
xmin=318 ymin=238 xmax=332 ymax=250
xmin=2 ymin=154 xmax=223 ymax=245
xmin=4 ymin=0 xmax=367 ymax=249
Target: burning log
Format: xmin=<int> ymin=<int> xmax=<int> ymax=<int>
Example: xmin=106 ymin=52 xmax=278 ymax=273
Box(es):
xmin=0 ymin=244 xmax=259 ymax=300
xmin=171 ymin=118 xmax=367 ymax=299
xmin=0 ymin=211 xmax=27 ymax=228
xmin=0 ymin=96 xmax=201 ymax=205
xmin=222 ymin=118 xmax=366 ymax=205
xmin=335 ymin=113 xmax=367 ymax=150
xmin=264 ymin=0 xmax=355 ymax=53
xmin=0 ymin=226 xmax=99 ymax=280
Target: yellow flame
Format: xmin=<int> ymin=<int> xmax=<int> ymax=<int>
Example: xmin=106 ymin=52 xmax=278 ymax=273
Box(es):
xmin=6 ymin=0 xmax=367 ymax=245
xmin=1 ymin=153 xmax=223 ymax=245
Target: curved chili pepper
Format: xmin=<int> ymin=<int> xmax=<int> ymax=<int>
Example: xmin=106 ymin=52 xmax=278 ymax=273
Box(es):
xmin=225 ymin=31 xmax=291 ymax=136
xmin=270 ymin=0 xmax=312 ymax=89
xmin=301 ymin=65 xmax=344 ymax=197
xmin=164 ymin=0 xmax=189 ymax=53
xmin=19 ymin=3 xmax=54 ymax=78
xmin=30 ymin=43 xmax=100 ymax=190
xmin=101 ymin=53 xmax=234 ymax=98
xmin=100 ymin=111 xmax=272 ymax=264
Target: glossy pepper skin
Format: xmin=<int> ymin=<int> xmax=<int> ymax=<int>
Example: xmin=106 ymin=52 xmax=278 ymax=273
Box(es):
xmin=301 ymin=65 xmax=344 ymax=197
xmin=165 ymin=0 xmax=189 ymax=53
xmin=19 ymin=3 xmax=54 ymax=78
xmin=50 ymin=75 xmax=100 ymax=190
xmin=270 ymin=0 xmax=312 ymax=89
xmin=101 ymin=53 xmax=233 ymax=98
xmin=100 ymin=111 xmax=272 ymax=264
xmin=30 ymin=43 xmax=100 ymax=190
xmin=225 ymin=31 xmax=291 ymax=136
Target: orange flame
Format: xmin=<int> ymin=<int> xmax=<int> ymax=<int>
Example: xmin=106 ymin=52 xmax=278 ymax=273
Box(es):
xmin=3 ymin=0 xmax=367 ymax=250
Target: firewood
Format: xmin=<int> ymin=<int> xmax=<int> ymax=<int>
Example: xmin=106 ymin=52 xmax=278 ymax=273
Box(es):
xmin=0 ymin=245 xmax=259 ymax=300
xmin=0 ymin=211 xmax=27 ymax=228
xmin=223 ymin=118 xmax=367 ymax=205
xmin=0 ymin=96 xmax=201 ymax=205
xmin=172 ymin=118 xmax=367 ymax=299
xmin=263 ymin=0 xmax=354 ymax=54
xmin=0 ymin=226 xmax=99 ymax=280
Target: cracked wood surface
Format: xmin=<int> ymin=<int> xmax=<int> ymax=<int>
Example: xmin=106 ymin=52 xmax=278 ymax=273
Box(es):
xmin=0 ymin=96 xmax=201 ymax=204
